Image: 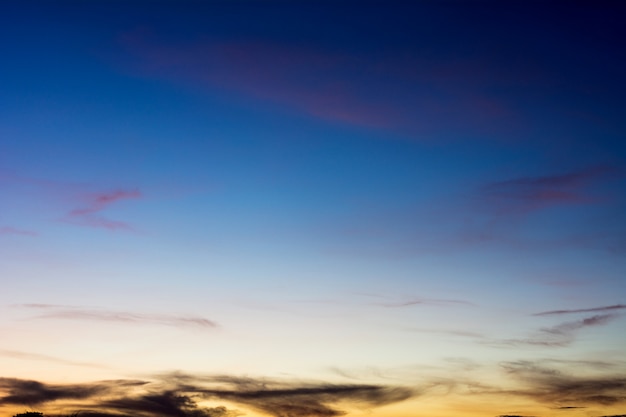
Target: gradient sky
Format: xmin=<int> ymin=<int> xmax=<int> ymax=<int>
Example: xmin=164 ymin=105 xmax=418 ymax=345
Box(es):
xmin=1 ymin=1 xmax=625 ymax=417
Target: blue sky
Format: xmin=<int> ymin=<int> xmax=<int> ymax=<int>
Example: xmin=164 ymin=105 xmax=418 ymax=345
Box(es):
xmin=1 ymin=1 xmax=625 ymax=417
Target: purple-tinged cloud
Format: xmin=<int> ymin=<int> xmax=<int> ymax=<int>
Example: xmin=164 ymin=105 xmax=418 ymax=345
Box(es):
xmin=65 ymin=189 xmax=141 ymax=231
xmin=533 ymin=305 xmax=626 ymax=316
xmin=69 ymin=189 xmax=141 ymax=216
xmin=0 ymin=226 xmax=37 ymax=237
xmin=117 ymin=32 xmax=520 ymax=138
xmin=481 ymin=165 xmax=622 ymax=213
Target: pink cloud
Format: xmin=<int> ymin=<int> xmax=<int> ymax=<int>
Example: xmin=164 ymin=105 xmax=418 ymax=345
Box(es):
xmin=69 ymin=189 xmax=141 ymax=216
xmin=66 ymin=189 xmax=141 ymax=231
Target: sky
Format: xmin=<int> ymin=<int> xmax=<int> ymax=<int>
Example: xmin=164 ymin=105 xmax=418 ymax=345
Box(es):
xmin=1 ymin=1 xmax=625 ymax=416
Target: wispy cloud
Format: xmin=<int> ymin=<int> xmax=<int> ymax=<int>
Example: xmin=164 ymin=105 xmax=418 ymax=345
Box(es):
xmin=406 ymin=328 xmax=485 ymax=339
xmin=0 ymin=173 xmax=143 ymax=232
xmin=118 ymin=32 xmax=521 ymax=138
xmin=481 ymin=165 xmax=621 ymax=214
xmin=500 ymin=360 xmax=626 ymax=406
xmin=0 ymin=226 xmax=37 ymax=237
xmin=17 ymin=304 xmax=217 ymax=329
xmin=0 ymin=378 xmax=145 ymax=406
xmin=0 ymin=349 xmax=108 ymax=369
xmin=487 ymin=314 xmax=619 ymax=348
xmin=452 ymin=164 xmax=626 ymax=253
xmin=356 ymin=293 xmax=473 ymax=309
xmin=65 ymin=189 xmax=141 ymax=231
xmin=533 ymin=305 xmax=626 ymax=316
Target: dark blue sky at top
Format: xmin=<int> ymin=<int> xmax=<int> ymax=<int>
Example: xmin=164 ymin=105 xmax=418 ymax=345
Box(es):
xmin=1 ymin=0 xmax=625 ymax=259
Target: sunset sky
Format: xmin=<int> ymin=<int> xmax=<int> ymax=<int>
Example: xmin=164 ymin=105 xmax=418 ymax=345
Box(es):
xmin=1 ymin=1 xmax=625 ymax=417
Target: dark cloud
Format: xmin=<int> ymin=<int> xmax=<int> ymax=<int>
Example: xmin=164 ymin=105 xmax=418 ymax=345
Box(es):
xmin=50 ymin=413 xmax=135 ymax=417
xmin=102 ymin=392 xmax=235 ymax=417
xmin=162 ymin=373 xmax=415 ymax=417
xmin=0 ymin=378 xmax=145 ymax=406
xmin=0 ymin=374 xmax=412 ymax=417
xmin=500 ymin=361 xmax=626 ymax=406
xmin=17 ymin=304 xmax=218 ymax=329
xmin=534 ymin=305 xmax=626 ymax=316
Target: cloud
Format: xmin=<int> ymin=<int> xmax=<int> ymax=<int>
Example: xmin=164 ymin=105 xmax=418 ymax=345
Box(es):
xmin=406 ymin=328 xmax=485 ymax=339
xmin=481 ymin=165 xmax=621 ymax=214
xmin=18 ymin=304 xmax=218 ymax=329
xmin=162 ymin=374 xmax=415 ymax=417
xmin=375 ymin=298 xmax=473 ymax=308
xmin=65 ymin=189 xmax=141 ymax=231
xmin=496 ymin=415 xmax=537 ymax=417
xmin=118 ymin=32 xmax=521 ymax=138
xmin=533 ymin=305 xmax=626 ymax=316
xmin=0 ymin=226 xmax=37 ymax=237
xmin=0 ymin=378 xmax=144 ymax=406
xmin=355 ymin=293 xmax=473 ymax=308
xmin=0 ymin=349 xmax=109 ymax=369
xmin=101 ymin=392 xmax=236 ymax=417
xmin=487 ymin=314 xmax=619 ymax=348
xmin=500 ymin=361 xmax=626 ymax=406
xmin=0 ymin=374 xmax=413 ymax=417
xmin=69 ymin=190 xmax=141 ymax=216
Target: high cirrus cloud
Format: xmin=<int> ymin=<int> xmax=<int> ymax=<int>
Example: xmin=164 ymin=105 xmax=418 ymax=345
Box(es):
xmin=487 ymin=314 xmax=618 ymax=348
xmin=117 ymin=32 xmax=521 ymax=138
xmin=533 ymin=305 xmax=626 ymax=316
xmin=66 ymin=189 xmax=141 ymax=231
xmin=481 ymin=165 xmax=622 ymax=214
xmin=17 ymin=304 xmax=218 ymax=329
xmin=0 ymin=226 xmax=38 ymax=237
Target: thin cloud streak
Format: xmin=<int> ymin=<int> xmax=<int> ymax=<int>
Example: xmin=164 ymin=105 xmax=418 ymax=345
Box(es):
xmin=119 ymin=33 xmax=521 ymax=138
xmin=533 ymin=305 xmax=626 ymax=316
xmin=0 ymin=349 xmax=109 ymax=369
xmin=17 ymin=304 xmax=218 ymax=329
xmin=499 ymin=360 xmax=626 ymax=406
xmin=355 ymin=293 xmax=474 ymax=308
xmin=481 ymin=165 xmax=622 ymax=214
xmin=0 ymin=226 xmax=37 ymax=237
xmin=65 ymin=189 xmax=141 ymax=231
xmin=486 ymin=314 xmax=618 ymax=348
